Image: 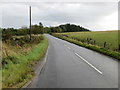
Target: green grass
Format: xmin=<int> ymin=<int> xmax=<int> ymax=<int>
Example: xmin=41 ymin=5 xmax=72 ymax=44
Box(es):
xmin=56 ymin=31 xmax=118 ymax=51
xmin=2 ymin=36 xmax=48 ymax=88
xmin=51 ymin=31 xmax=120 ymax=60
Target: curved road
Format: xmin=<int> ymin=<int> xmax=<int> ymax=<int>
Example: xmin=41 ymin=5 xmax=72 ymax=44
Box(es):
xmin=29 ymin=34 xmax=118 ymax=88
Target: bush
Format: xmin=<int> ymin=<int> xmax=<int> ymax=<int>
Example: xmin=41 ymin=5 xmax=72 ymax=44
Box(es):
xmin=2 ymin=36 xmax=48 ymax=88
xmin=3 ymin=35 xmax=44 ymax=47
xmin=2 ymin=56 xmax=20 ymax=68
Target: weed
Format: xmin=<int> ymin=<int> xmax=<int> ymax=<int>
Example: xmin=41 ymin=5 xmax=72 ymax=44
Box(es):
xmin=2 ymin=35 xmax=48 ymax=88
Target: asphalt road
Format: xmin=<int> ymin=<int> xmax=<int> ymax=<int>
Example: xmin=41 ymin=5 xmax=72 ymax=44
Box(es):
xmin=29 ymin=34 xmax=118 ymax=88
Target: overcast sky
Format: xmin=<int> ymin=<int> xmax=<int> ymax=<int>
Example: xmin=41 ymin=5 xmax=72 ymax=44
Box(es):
xmin=0 ymin=0 xmax=119 ymax=31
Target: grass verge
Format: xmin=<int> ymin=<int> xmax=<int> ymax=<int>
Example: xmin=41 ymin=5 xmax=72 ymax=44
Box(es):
xmin=2 ymin=36 xmax=48 ymax=88
xmin=51 ymin=34 xmax=120 ymax=60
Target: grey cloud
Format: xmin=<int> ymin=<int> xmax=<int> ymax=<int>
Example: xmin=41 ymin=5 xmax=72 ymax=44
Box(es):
xmin=31 ymin=3 xmax=117 ymax=24
xmin=1 ymin=2 xmax=118 ymax=31
xmin=1 ymin=0 xmax=119 ymax=3
xmin=2 ymin=15 xmax=29 ymax=28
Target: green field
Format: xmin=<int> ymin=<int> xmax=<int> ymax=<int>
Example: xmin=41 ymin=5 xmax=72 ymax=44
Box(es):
xmin=55 ymin=31 xmax=119 ymax=52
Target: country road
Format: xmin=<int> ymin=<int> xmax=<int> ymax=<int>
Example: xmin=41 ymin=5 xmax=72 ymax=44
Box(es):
xmin=28 ymin=34 xmax=118 ymax=88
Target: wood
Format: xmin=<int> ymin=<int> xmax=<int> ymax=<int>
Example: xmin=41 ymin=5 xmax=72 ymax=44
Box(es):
xmin=29 ymin=6 xmax=32 ymax=41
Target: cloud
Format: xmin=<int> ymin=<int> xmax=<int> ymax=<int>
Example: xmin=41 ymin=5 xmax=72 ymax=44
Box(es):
xmin=0 ymin=0 xmax=119 ymax=2
xmin=98 ymin=12 xmax=118 ymax=30
xmin=1 ymin=2 xmax=118 ymax=31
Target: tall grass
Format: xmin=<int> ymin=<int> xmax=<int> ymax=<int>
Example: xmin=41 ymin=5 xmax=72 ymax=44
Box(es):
xmin=2 ymin=36 xmax=48 ymax=88
xmin=51 ymin=33 xmax=120 ymax=60
xmin=55 ymin=31 xmax=118 ymax=51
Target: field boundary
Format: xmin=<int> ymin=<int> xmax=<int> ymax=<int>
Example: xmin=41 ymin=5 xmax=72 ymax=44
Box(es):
xmin=51 ymin=34 xmax=120 ymax=60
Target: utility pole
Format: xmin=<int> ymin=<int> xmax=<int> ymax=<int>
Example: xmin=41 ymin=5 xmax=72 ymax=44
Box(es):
xmin=29 ymin=6 xmax=32 ymax=41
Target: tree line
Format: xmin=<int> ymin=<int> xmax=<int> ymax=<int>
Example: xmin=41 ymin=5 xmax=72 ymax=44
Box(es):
xmin=51 ymin=24 xmax=90 ymax=33
xmin=2 ymin=22 xmax=90 ymax=40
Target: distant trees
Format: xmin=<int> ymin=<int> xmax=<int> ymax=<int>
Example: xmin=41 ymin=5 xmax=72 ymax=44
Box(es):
xmin=48 ymin=23 xmax=90 ymax=33
xmin=31 ymin=25 xmax=43 ymax=34
xmin=39 ymin=22 xmax=43 ymax=27
xmin=31 ymin=22 xmax=44 ymax=34
xmin=49 ymin=27 xmax=62 ymax=33
xmin=2 ymin=23 xmax=90 ymax=41
xmin=2 ymin=22 xmax=44 ymax=40
xmin=2 ymin=28 xmax=17 ymax=40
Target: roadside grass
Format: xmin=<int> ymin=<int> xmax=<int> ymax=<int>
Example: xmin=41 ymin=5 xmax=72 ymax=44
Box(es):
xmin=2 ymin=35 xmax=48 ymax=88
xmin=51 ymin=33 xmax=120 ymax=60
xmin=55 ymin=31 xmax=118 ymax=51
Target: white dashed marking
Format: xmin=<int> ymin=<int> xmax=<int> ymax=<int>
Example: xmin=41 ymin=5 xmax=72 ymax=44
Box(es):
xmin=75 ymin=52 xmax=102 ymax=74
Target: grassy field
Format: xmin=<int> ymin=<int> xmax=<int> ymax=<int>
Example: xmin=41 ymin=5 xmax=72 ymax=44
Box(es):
xmin=2 ymin=35 xmax=48 ymax=88
xmin=52 ymin=30 xmax=120 ymax=59
xmin=56 ymin=31 xmax=119 ymax=51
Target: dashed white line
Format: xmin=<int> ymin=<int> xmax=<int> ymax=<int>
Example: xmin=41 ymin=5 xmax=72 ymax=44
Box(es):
xmin=64 ymin=44 xmax=67 ymax=47
xmin=64 ymin=45 xmax=71 ymax=50
xmin=74 ymin=52 xmax=102 ymax=75
xmin=67 ymin=46 xmax=71 ymax=50
xmin=64 ymin=44 xmax=102 ymax=75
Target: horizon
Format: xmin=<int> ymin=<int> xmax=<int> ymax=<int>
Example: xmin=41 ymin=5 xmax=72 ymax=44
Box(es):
xmin=0 ymin=2 xmax=118 ymax=31
xmin=1 ymin=23 xmax=119 ymax=32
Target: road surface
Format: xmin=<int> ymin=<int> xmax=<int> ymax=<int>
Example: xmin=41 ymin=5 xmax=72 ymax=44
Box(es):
xmin=29 ymin=34 xmax=118 ymax=88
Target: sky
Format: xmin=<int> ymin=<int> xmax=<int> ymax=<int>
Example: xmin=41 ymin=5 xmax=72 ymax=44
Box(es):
xmin=0 ymin=0 xmax=119 ymax=31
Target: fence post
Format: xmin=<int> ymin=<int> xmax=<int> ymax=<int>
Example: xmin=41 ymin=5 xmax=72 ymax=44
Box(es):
xmin=104 ymin=42 xmax=107 ymax=48
xmin=119 ymin=44 xmax=120 ymax=51
xmin=94 ymin=40 xmax=96 ymax=45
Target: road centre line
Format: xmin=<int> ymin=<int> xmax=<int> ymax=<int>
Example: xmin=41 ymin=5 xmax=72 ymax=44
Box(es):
xmin=63 ymin=44 xmax=102 ymax=74
xmin=64 ymin=45 xmax=71 ymax=49
xmin=74 ymin=52 xmax=102 ymax=75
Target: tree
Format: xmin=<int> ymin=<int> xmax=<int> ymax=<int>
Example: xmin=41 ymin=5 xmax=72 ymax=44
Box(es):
xmin=39 ymin=22 xmax=43 ymax=27
xmin=31 ymin=24 xmax=44 ymax=34
xmin=48 ymin=23 xmax=90 ymax=33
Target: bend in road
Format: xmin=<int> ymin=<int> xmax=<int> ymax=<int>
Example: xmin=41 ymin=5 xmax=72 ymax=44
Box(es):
xmin=29 ymin=34 xmax=118 ymax=88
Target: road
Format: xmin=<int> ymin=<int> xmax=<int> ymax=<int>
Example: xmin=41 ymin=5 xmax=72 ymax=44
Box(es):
xmin=28 ymin=34 xmax=118 ymax=88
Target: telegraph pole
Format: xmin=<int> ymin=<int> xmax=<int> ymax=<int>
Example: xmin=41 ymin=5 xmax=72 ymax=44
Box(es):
xmin=29 ymin=6 xmax=32 ymax=41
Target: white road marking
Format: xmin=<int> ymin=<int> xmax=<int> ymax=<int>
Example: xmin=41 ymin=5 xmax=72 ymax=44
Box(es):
xmin=74 ymin=52 xmax=102 ymax=74
xmin=64 ymin=45 xmax=71 ymax=50
xmin=64 ymin=45 xmax=67 ymax=47
xmin=67 ymin=46 xmax=71 ymax=50
xmin=63 ymin=44 xmax=102 ymax=75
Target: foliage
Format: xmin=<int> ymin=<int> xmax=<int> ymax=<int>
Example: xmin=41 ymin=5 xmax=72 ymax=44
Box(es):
xmin=31 ymin=24 xmax=44 ymax=34
xmin=48 ymin=23 xmax=90 ymax=33
xmin=59 ymin=24 xmax=89 ymax=32
xmin=2 ymin=23 xmax=90 ymax=41
xmin=2 ymin=22 xmax=44 ymax=41
xmin=2 ymin=35 xmax=48 ymax=88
